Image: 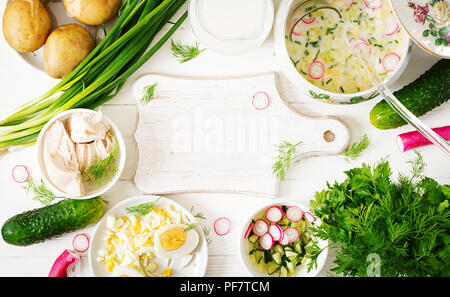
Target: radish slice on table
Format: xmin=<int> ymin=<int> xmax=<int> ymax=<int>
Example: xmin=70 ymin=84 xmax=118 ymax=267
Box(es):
xmin=72 ymin=233 xmax=90 ymax=253
xmin=279 ymin=233 xmax=289 ymax=246
xmin=244 ymin=222 xmax=254 ymax=239
xmin=364 ymin=0 xmax=382 ymax=9
xmin=265 ymin=206 xmax=283 ymax=223
xmin=252 ymin=219 xmax=269 ymax=236
xmin=397 ymin=126 xmax=450 ymax=152
xmin=382 ymin=53 xmax=401 ymax=72
xmin=11 ymin=165 xmax=29 ymax=183
xmin=286 ymin=206 xmax=303 ymax=222
xmin=48 ymin=250 xmax=80 ymax=277
xmin=252 ymin=91 xmax=270 ymax=110
xmin=304 ymin=212 xmax=317 ymax=223
xmin=214 ymin=217 xmax=231 ymax=236
xmin=268 ymin=225 xmax=283 ymax=241
xmin=308 ymin=61 xmax=325 ymax=80
xmin=284 ymin=227 xmax=300 ymax=243
xmin=259 ymin=233 xmax=274 ymax=250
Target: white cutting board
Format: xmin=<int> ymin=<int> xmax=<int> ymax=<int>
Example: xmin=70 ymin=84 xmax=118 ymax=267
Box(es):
xmin=132 ymin=72 xmax=350 ymax=197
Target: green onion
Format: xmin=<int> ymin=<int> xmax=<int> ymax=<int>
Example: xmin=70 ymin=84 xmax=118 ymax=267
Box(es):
xmin=0 ymin=0 xmax=187 ymax=149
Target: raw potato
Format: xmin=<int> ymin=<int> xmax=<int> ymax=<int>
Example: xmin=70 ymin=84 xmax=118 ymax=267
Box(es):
xmin=63 ymin=0 xmax=122 ymax=26
xmin=2 ymin=0 xmax=52 ymax=52
xmin=44 ymin=24 xmax=95 ymax=79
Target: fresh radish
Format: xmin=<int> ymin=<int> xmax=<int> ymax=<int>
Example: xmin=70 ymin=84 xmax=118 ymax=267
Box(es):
xmin=66 ymin=261 xmax=81 ymax=277
xmin=284 ymin=227 xmax=300 ymax=243
xmin=385 ymin=16 xmax=400 ymax=36
xmin=48 ymin=250 xmax=80 ymax=277
xmin=265 ymin=206 xmax=283 ymax=223
xmin=252 ymin=219 xmax=269 ymax=236
xmin=244 ymin=222 xmax=254 ymax=239
xmin=397 ymin=126 xmax=450 ymax=152
xmin=382 ymin=52 xmax=401 ymax=72
xmin=308 ymin=61 xmax=325 ymax=80
xmin=259 ymin=233 xmax=274 ymax=250
xmin=286 ymin=206 xmax=303 ymax=222
xmin=304 ymin=212 xmax=317 ymax=223
xmin=301 ymin=15 xmax=316 ymax=24
xmin=279 ymin=233 xmax=290 ymax=246
xmin=350 ymin=38 xmax=372 ymax=57
xmin=252 ymin=91 xmax=271 ymax=110
xmin=11 ymin=165 xmax=29 ymax=183
xmin=364 ymin=0 xmax=382 ymax=9
xmin=214 ymin=217 xmax=231 ymax=236
xmin=72 ymin=233 xmax=90 ymax=253
xmin=347 ymin=0 xmax=354 ymax=7
xmin=268 ymin=225 xmax=283 ymax=241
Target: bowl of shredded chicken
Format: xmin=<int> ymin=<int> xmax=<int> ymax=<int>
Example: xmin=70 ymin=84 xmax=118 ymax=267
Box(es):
xmin=36 ymin=109 xmax=126 ymax=199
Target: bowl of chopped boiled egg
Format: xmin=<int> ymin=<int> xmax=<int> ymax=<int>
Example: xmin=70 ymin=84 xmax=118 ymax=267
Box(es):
xmin=89 ymin=195 xmax=208 ymax=277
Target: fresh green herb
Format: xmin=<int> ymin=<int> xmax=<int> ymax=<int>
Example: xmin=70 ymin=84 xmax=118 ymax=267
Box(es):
xmin=272 ymin=140 xmax=303 ymax=181
xmin=184 ymin=223 xmax=199 ymax=232
xmin=82 ymin=140 xmax=120 ymax=185
xmin=202 ymin=226 xmax=212 ymax=245
xmin=190 ymin=205 xmax=206 ymax=220
xmin=126 ymin=197 xmax=162 ymax=216
xmin=23 ymin=176 xmax=63 ymax=205
xmin=171 ymin=39 xmax=205 ymax=63
xmin=140 ymin=83 xmax=157 ymax=104
xmin=0 ymin=0 xmax=188 ymax=149
xmin=308 ymin=153 xmax=450 ymax=276
xmin=342 ymin=134 xmax=370 ymax=162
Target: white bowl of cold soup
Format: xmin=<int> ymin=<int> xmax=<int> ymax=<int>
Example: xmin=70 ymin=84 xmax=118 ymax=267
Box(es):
xmin=275 ymin=0 xmax=411 ymax=105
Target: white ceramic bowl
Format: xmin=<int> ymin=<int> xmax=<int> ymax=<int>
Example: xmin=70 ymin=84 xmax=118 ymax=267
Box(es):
xmin=188 ymin=0 xmax=274 ymax=56
xmin=274 ymin=0 xmax=412 ymax=105
xmin=89 ymin=195 xmax=209 ymax=277
xmin=239 ymin=200 xmax=328 ymax=277
xmin=36 ymin=108 xmax=126 ymax=199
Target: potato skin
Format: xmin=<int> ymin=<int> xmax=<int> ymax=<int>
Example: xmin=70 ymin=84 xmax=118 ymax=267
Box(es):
xmin=63 ymin=0 xmax=122 ymax=26
xmin=2 ymin=0 xmax=52 ymax=52
xmin=44 ymin=24 xmax=94 ymax=79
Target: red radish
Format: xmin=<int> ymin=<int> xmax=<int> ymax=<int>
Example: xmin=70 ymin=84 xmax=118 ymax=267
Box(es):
xmin=252 ymin=91 xmax=271 ymax=110
xmin=347 ymin=0 xmax=354 ymax=7
xmin=244 ymin=222 xmax=254 ymax=239
xmin=364 ymin=0 xmax=382 ymax=9
xmin=385 ymin=17 xmax=400 ymax=36
xmin=252 ymin=219 xmax=269 ymax=236
xmin=72 ymin=233 xmax=90 ymax=253
xmin=284 ymin=227 xmax=300 ymax=243
xmin=279 ymin=233 xmax=290 ymax=246
xmin=48 ymin=250 xmax=80 ymax=277
xmin=286 ymin=206 xmax=303 ymax=222
xmin=397 ymin=126 xmax=450 ymax=152
xmin=11 ymin=165 xmax=29 ymax=183
xmin=382 ymin=53 xmax=401 ymax=72
xmin=268 ymin=225 xmax=283 ymax=241
xmin=308 ymin=61 xmax=325 ymax=80
xmin=301 ymin=15 xmax=316 ymax=24
xmin=350 ymin=38 xmax=372 ymax=57
xmin=66 ymin=261 xmax=81 ymax=277
xmin=259 ymin=233 xmax=274 ymax=250
xmin=304 ymin=212 xmax=317 ymax=223
xmin=214 ymin=217 xmax=231 ymax=236
xmin=265 ymin=206 xmax=283 ymax=223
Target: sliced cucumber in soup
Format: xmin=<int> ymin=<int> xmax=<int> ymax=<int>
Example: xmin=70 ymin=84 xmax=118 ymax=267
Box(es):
xmin=267 ymin=261 xmax=281 ymax=275
xmin=248 ymin=234 xmax=259 ymax=244
xmin=280 ymin=266 xmax=288 ymax=277
xmin=272 ymin=252 xmax=282 ymax=265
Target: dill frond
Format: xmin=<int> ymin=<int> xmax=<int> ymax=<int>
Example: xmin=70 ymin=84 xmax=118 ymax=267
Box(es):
xmin=171 ymin=39 xmax=205 ymax=63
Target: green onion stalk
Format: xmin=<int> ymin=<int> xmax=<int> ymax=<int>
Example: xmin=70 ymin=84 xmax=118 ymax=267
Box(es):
xmin=0 ymin=0 xmax=188 ymax=148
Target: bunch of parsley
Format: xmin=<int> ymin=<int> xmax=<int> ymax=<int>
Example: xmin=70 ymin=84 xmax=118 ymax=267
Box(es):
xmin=307 ymin=153 xmax=450 ymax=277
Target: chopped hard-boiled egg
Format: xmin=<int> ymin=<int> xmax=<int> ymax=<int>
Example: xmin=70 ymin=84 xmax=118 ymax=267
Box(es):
xmin=97 ymin=205 xmax=199 ymax=277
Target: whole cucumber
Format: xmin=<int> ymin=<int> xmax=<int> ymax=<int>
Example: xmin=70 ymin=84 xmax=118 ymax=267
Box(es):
xmin=370 ymin=59 xmax=450 ymax=130
xmin=1 ymin=197 xmax=104 ymax=246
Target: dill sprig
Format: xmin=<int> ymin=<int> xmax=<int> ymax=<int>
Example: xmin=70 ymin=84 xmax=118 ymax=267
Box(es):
xmin=171 ymin=39 xmax=205 ymax=63
xmin=202 ymin=226 xmax=212 ymax=245
xmin=407 ymin=150 xmax=426 ymax=180
xmin=82 ymin=141 xmax=120 ymax=185
xmin=184 ymin=222 xmax=199 ymax=232
xmin=23 ymin=176 xmax=63 ymax=205
xmin=140 ymin=83 xmax=157 ymax=104
xmin=190 ymin=205 xmax=206 ymax=220
xmin=342 ymin=134 xmax=370 ymax=162
xmin=272 ymin=140 xmax=303 ymax=181
xmin=126 ymin=197 xmax=162 ymax=216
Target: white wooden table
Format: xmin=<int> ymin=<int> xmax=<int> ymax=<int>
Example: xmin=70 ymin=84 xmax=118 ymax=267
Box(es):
xmin=0 ymin=1 xmax=449 ymax=277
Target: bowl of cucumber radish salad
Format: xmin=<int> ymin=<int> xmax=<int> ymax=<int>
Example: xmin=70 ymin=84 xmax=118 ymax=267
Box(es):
xmin=239 ymin=201 xmax=328 ymax=277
